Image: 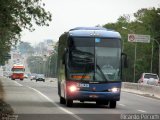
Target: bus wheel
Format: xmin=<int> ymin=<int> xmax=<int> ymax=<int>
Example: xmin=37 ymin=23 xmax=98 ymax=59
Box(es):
xmin=109 ymin=101 xmax=116 ymax=108
xmin=60 ymin=97 xmax=66 ymax=104
xmin=66 ymin=99 xmax=73 ymax=107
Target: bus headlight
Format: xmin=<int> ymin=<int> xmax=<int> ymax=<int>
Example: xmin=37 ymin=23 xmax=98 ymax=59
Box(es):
xmin=69 ymin=85 xmax=77 ymax=92
xmin=108 ymin=88 xmax=120 ymax=93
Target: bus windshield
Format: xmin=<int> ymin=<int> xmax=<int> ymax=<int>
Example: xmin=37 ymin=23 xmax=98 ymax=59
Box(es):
xmin=68 ymin=37 xmax=121 ymax=82
xmin=12 ymin=68 xmax=25 ymax=73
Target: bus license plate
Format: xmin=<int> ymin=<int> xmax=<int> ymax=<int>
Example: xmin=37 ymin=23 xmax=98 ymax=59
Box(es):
xmin=77 ymin=83 xmax=89 ymax=88
xmin=89 ymin=95 xmax=98 ymax=98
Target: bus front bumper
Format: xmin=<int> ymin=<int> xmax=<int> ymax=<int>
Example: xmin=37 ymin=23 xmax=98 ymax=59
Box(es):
xmin=67 ymin=91 xmax=120 ymax=101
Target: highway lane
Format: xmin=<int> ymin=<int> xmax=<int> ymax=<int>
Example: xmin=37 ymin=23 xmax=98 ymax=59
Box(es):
xmin=0 ymin=78 xmax=82 ymax=120
xmin=1 ymin=77 xmax=160 ymax=120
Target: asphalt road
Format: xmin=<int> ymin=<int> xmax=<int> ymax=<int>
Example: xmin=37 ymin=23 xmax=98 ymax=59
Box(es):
xmin=1 ymin=77 xmax=160 ymax=120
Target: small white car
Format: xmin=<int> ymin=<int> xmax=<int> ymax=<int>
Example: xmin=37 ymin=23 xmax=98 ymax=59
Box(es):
xmin=138 ymin=73 xmax=159 ymax=85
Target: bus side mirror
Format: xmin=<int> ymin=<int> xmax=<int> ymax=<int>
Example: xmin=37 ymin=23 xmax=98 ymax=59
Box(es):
xmin=121 ymin=53 xmax=128 ymax=68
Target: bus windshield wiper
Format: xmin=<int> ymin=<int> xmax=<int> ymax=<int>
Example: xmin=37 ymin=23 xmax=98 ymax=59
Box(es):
xmin=96 ymin=64 xmax=108 ymax=82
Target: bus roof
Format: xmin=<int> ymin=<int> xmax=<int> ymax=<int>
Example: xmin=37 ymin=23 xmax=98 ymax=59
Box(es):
xmin=12 ymin=66 xmax=25 ymax=69
xmin=13 ymin=64 xmax=25 ymax=68
xmin=68 ymin=27 xmax=121 ymax=38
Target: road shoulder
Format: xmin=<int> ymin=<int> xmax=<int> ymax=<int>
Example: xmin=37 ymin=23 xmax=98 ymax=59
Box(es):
xmin=122 ymin=88 xmax=160 ymax=100
xmin=0 ymin=77 xmax=14 ymax=119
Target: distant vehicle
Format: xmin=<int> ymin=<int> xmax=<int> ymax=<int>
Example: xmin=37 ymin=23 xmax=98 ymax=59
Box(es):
xmin=30 ymin=73 xmax=37 ymax=80
xmin=57 ymin=27 xmax=128 ymax=108
xmin=36 ymin=74 xmax=45 ymax=82
xmin=138 ymin=73 xmax=159 ymax=85
xmin=3 ymin=71 xmax=11 ymax=78
xmin=24 ymin=74 xmax=28 ymax=78
xmin=11 ymin=64 xmax=25 ymax=80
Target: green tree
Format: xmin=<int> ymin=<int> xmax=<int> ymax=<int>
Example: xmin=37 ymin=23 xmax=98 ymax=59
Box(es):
xmin=134 ymin=7 xmax=160 ymax=74
xmin=44 ymin=42 xmax=58 ymax=77
xmin=0 ymin=0 xmax=52 ymax=64
xmin=27 ymin=56 xmax=44 ymax=74
xmin=18 ymin=42 xmax=34 ymax=54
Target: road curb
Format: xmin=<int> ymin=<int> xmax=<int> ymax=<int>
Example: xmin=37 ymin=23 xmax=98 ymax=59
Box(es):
xmin=122 ymin=88 xmax=160 ymax=100
xmin=122 ymin=82 xmax=160 ymax=99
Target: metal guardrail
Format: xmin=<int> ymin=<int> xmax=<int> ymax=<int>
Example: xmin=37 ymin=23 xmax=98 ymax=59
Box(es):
xmin=122 ymin=82 xmax=160 ymax=98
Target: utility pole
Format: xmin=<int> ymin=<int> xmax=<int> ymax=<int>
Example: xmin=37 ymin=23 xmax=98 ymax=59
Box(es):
xmin=152 ymin=38 xmax=160 ymax=77
xmin=122 ymin=27 xmax=136 ymax=82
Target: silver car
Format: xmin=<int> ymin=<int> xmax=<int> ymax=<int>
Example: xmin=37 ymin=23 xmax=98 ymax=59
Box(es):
xmin=138 ymin=73 xmax=159 ymax=85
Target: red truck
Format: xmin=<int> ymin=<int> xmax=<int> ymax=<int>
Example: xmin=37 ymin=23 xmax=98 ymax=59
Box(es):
xmin=11 ymin=64 xmax=25 ymax=80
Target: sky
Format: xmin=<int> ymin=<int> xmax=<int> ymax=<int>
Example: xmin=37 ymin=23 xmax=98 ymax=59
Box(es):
xmin=20 ymin=0 xmax=160 ymax=46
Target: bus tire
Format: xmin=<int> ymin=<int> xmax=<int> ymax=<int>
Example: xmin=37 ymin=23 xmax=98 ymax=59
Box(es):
xmin=109 ymin=101 xmax=116 ymax=108
xmin=60 ymin=97 xmax=66 ymax=104
xmin=66 ymin=99 xmax=73 ymax=107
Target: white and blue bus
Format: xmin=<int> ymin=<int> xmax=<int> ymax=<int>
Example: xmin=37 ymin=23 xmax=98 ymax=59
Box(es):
xmin=57 ymin=27 xmax=127 ymax=108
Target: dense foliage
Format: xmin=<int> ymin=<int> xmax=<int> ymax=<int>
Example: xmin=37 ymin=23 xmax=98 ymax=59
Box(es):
xmin=0 ymin=0 xmax=52 ymax=64
xmin=18 ymin=42 xmax=34 ymax=54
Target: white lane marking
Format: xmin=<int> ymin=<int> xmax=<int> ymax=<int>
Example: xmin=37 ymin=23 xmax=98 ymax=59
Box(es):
xmin=27 ymin=87 xmax=83 ymax=120
xmin=118 ymin=104 xmax=126 ymax=107
xmin=137 ymin=110 xmax=146 ymax=113
xmin=14 ymin=81 xmax=23 ymax=86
